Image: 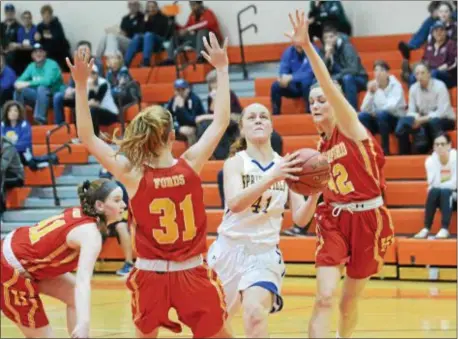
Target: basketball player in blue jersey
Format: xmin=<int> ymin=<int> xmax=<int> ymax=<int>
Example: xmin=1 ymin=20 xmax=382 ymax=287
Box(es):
xmin=208 ymin=103 xmax=321 ymax=338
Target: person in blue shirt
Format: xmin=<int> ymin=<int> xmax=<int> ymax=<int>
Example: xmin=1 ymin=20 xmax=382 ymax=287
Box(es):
xmin=1 ymin=100 xmax=57 ymax=170
xmin=13 ymin=10 xmax=38 ymax=74
xmin=271 ymin=43 xmax=317 ymax=114
xmin=166 ymin=78 xmax=205 ymax=145
xmin=0 ymin=53 xmax=16 ymax=107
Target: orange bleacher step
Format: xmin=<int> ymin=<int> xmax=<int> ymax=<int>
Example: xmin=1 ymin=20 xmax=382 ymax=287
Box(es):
xmin=141 ymin=83 xmax=175 ymax=104
xmin=24 ymin=166 xmax=66 ymax=186
xmin=283 ymin=135 xmax=320 ymax=154
xmin=200 ymin=156 xmax=429 ymax=183
xmin=397 ymin=238 xmax=457 ymax=266
xmin=204 ymin=209 xmax=456 ymax=235
xmin=272 ymin=115 xmax=317 ymax=136
xmin=384 ymin=155 xmax=426 ymax=180
xmin=100 ymin=235 xmax=397 ymax=264
xmin=239 ymin=96 xmax=307 ymax=114
xmin=31 ymin=125 xmax=77 ymax=145
xmin=33 ymin=144 xmax=88 ymax=164
xmin=203 ymin=181 xmax=431 ymax=208
xmin=5 ymin=187 xmax=32 ymax=209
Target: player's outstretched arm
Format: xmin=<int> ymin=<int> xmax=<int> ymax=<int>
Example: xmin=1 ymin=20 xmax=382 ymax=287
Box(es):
xmin=285 ymin=10 xmax=367 ymax=141
xmin=66 ymin=50 xmax=132 ymax=183
xmin=224 ymin=153 xmax=302 ymax=213
xmin=182 ymin=33 xmax=230 ymax=174
xmin=66 ymin=224 xmax=103 ymax=338
xmin=289 ymin=191 xmax=321 ymax=227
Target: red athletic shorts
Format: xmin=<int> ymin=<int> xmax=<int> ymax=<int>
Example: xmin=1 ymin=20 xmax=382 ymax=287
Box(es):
xmin=0 ymin=255 xmax=48 ymax=329
xmin=314 ymin=203 xmax=395 ymax=279
xmin=126 ymin=262 xmax=227 ymax=338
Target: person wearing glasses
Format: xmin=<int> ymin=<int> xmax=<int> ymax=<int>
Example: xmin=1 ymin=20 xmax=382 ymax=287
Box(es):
xmin=415 ymin=133 xmax=457 ymax=239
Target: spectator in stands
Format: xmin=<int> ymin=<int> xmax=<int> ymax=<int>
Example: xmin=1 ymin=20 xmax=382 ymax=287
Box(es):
xmin=321 ymin=25 xmax=368 ymax=110
xmin=53 ymin=41 xmax=104 ymax=124
xmin=87 ymin=64 xmax=119 ymax=137
xmin=0 ymin=135 xmax=24 ymax=214
xmin=99 ymin=167 xmax=134 ymax=276
xmin=404 ymin=21 xmax=457 ymax=88
xmin=14 ymin=43 xmax=65 ymax=125
xmin=163 ymin=1 xmax=222 ymax=65
xmin=96 ymin=0 xmax=144 ymax=59
xmin=0 ymin=53 xmax=16 ymax=107
xmin=271 ymin=42 xmax=316 ymax=115
xmin=395 ymin=62 xmax=455 ymax=154
xmin=105 ymin=52 xmax=136 ymax=108
xmin=35 ymin=4 xmax=71 ymax=71
xmin=124 ymin=1 xmax=170 ymax=67
xmin=359 ymin=60 xmax=407 ymax=155
xmin=307 ymin=1 xmax=352 ymax=41
xmin=1 ymin=4 xmax=22 ymax=72
xmin=13 ymin=10 xmax=37 ymax=74
xmin=1 ymin=100 xmax=55 ymax=170
xmin=196 ymin=69 xmax=243 ymax=160
xmin=398 ymin=1 xmax=442 ymax=60
xmin=414 ymin=133 xmax=456 ymax=239
xmin=166 ymin=78 xmax=205 ymax=145
xmin=438 ymin=1 xmax=457 ymax=41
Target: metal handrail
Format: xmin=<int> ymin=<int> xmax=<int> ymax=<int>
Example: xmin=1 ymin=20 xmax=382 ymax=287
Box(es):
xmin=237 ymin=4 xmax=258 ymax=80
xmin=45 ymin=123 xmax=72 ymax=206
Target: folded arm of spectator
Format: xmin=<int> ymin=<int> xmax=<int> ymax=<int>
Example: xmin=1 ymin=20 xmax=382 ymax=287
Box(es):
xmin=373 ymin=82 xmax=405 ymax=113
xmin=360 ymin=91 xmax=375 ymax=113
xmin=428 ymin=84 xmax=453 ymax=119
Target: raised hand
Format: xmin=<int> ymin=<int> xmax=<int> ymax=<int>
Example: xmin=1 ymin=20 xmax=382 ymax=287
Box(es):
xmin=201 ymin=32 xmax=229 ymax=71
xmin=284 ymin=10 xmax=310 ymax=46
xmin=66 ymin=47 xmax=94 ymax=85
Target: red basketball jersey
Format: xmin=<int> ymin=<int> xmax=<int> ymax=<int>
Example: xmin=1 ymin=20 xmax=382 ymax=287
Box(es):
xmin=318 ymin=127 xmax=386 ymax=204
xmin=129 ymin=158 xmax=207 ymax=261
xmin=11 ymin=207 xmax=96 ymax=281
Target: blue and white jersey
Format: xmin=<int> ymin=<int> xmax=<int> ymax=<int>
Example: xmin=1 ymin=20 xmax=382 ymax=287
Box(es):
xmin=217 ymin=151 xmax=289 ymax=246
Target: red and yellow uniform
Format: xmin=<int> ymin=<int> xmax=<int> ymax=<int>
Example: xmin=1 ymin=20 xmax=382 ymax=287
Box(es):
xmin=126 ymin=158 xmax=226 ymax=337
xmin=0 ymin=207 xmax=96 ymax=328
xmin=315 ymin=128 xmax=395 ymax=279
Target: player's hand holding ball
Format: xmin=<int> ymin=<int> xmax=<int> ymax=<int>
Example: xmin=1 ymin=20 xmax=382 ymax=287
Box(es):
xmin=285 ymin=149 xmax=330 ymax=195
xmin=266 ymin=152 xmax=303 ymax=183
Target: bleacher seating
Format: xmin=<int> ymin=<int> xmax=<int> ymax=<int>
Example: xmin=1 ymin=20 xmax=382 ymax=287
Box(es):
xmin=3 ymin=33 xmax=457 ymax=280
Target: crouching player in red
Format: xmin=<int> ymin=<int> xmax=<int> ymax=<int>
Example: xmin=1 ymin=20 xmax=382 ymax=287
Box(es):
xmin=285 ymin=11 xmax=395 ymax=339
xmin=68 ymin=32 xmax=232 ymax=338
xmin=1 ymin=179 xmax=126 ymax=338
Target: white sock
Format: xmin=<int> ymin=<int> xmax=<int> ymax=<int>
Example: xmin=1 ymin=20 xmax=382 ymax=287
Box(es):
xmin=336 ymin=333 xmax=341 ymax=338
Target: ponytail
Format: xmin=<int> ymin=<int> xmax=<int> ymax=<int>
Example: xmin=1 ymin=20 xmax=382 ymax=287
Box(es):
xmin=229 ymin=136 xmax=247 ymax=157
xmin=77 ymin=179 xmax=119 ymax=222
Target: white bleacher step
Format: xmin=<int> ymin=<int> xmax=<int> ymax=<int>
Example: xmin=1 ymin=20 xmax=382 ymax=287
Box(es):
xmin=32 ymin=186 xmax=80 ymax=199
xmin=24 ymin=197 xmax=80 ymax=208
xmin=69 ymin=164 xmax=102 ymax=177
xmin=88 ymin=156 xmax=99 ymax=164
xmin=2 ymin=208 xmax=65 ymax=223
xmin=56 ymin=175 xmax=99 ymax=185
xmin=1 ymin=222 xmax=28 ymax=233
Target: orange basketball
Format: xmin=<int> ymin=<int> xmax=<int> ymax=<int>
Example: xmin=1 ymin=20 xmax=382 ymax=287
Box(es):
xmin=285 ymin=148 xmax=330 ymax=196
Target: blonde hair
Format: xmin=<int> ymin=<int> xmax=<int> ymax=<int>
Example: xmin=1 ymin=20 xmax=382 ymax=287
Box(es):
xmin=229 ymin=103 xmax=271 ymax=157
xmin=114 ymin=105 xmax=173 ymax=169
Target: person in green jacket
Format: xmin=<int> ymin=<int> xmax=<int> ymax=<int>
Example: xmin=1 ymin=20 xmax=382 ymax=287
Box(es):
xmin=13 ymin=43 xmax=64 ymax=124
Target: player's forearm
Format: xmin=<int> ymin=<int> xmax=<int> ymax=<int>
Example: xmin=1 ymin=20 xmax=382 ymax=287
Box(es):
xmin=212 ymin=68 xmax=231 ymax=130
xmin=74 ymin=276 xmax=91 ymax=327
xmin=293 ymin=193 xmax=321 ymax=227
xmin=227 ymin=176 xmax=276 ymax=213
xmin=75 ymin=83 xmax=96 ymax=143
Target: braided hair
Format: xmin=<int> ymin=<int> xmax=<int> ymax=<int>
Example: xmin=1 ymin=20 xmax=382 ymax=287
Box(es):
xmin=77 ymin=179 xmax=119 ymax=220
